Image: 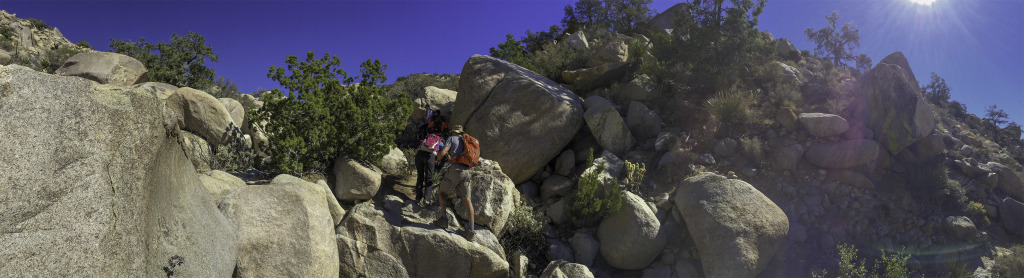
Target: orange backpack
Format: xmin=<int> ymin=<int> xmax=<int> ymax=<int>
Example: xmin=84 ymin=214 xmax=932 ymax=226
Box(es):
xmin=450 ymin=133 xmax=480 ymax=168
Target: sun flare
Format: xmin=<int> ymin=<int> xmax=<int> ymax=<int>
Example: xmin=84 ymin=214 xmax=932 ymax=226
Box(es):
xmin=909 ymin=0 xmax=936 ymax=5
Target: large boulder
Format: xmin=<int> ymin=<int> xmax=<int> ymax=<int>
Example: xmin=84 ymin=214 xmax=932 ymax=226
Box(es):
xmin=562 ymin=61 xmax=629 ymax=86
xmin=980 ymin=162 xmax=1024 ymax=201
xmin=131 ymin=82 xmax=178 ymax=102
xmin=804 ymin=139 xmax=880 ymax=169
xmin=565 ymin=31 xmax=589 ymax=51
xmin=673 ymin=173 xmax=789 ymax=278
xmin=776 ymin=38 xmax=800 ymax=61
xmin=55 ymin=51 xmax=148 ymax=86
xmin=380 ymin=146 xmax=410 ymax=175
xmin=844 ymin=52 xmax=936 ymax=155
xmin=198 ymin=170 xmax=246 ymax=203
xmin=179 ymin=131 xmax=215 ymax=172
xmin=540 ymin=260 xmax=595 ymax=278
xmin=1000 ymin=197 xmax=1024 ymax=236
xmin=627 ymin=101 xmax=662 ymax=141
xmin=337 ymin=203 xmax=509 ymax=278
xmin=584 ymin=95 xmax=636 ymax=156
xmin=411 ymin=86 xmax=458 ymax=121
xmin=333 ymin=156 xmax=383 ymax=201
xmin=0 ymin=49 xmax=10 ymax=65
xmin=0 ymin=65 xmax=236 ymax=277
xmin=648 ymin=3 xmax=688 ymax=32
xmin=799 ymin=113 xmax=849 ymax=137
xmin=598 ymin=192 xmax=666 ymax=270
xmin=452 ymin=55 xmax=584 ymax=184
xmin=220 ymin=182 xmax=339 ymax=278
xmin=218 ymin=97 xmax=245 ymax=127
xmin=165 ymin=87 xmax=235 ymax=147
xmin=588 ymin=37 xmax=629 ymax=67
xmin=451 ymin=164 xmax=520 ymax=235
xmin=238 ymin=94 xmax=264 ymax=111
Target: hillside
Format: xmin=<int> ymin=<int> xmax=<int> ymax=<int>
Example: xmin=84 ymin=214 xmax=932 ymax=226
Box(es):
xmin=1 ymin=2 xmax=1022 ymax=278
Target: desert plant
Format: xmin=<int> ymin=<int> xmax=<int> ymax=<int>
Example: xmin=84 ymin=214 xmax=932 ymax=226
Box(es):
xmin=739 ymin=136 xmax=764 ymax=160
xmin=906 ymin=156 xmax=966 ymax=212
xmin=571 ymin=163 xmax=623 ymax=226
xmin=879 ymin=247 xmax=911 ymax=278
xmin=623 ymin=160 xmax=645 ymax=193
xmin=993 ymin=244 xmax=1024 ymax=278
xmin=561 ymin=0 xmax=654 ymax=35
xmin=499 ymin=203 xmax=548 ymax=262
xmin=210 ymin=76 xmax=242 ymax=99
xmin=248 ymin=52 xmax=411 ymax=175
xmin=211 ymin=124 xmax=255 ymax=172
xmin=922 ymin=72 xmax=951 ymax=107
xmin=705 ymin=89 xmax=756 ymax=125
xmin=813 ymin=243 xmax=913 ymax=278
xmin=524 ymin=37 xmax=591 ymax=83
xmin=489 ymin=33 xmax=533 ymax=69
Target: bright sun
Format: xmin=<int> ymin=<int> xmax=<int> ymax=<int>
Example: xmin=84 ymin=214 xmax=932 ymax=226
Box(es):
xmin=909 ymin=0 xmax=937 ymax=5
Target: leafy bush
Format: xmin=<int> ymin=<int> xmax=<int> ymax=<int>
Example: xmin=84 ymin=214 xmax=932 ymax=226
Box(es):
xmin=247 ymin=52 xmax=412 ymax=175
xmin=812 ymin=243 xmax=913 ymax=278
xmin=571 ymin=162 xmax=623 ymax=226
xmin=922 ymin=72 xmax=951 ymax=107
xmin=499 ymin=203 xmax=548 ymax=265
xmin=110 ymin=31 xmax=219 ymax=89
xmin=705 ymin=89 xmax=756 ymax=125
xmin=27 ymin=18 xmax=51 ymax=30
xmin=524 ymin=37 xmax=591 ymax=83
xmin=489 ymin=33 xmax=533 ymax=69
xmin=965 ymin=201 xmax=990 ymax=226
xmin=993 ymin=245 xmax=1024 ymax=278
xmin=754 ymin=61 xmax=803 ymax=107
xmin=40 ymin=46 xmax=82 ymax=73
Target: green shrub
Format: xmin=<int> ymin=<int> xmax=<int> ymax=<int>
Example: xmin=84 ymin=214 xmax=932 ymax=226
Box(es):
xmin=247 ymin=52 xmax=412 ymax=175
xmin=571 ymin=162 xmax=623 ymax=226
xmin=813 ymin=243 xmax=913 ymax=278
xmin=41 ymin=46 xmax=81 ymax=73
xmin=499 ymin=203 xmax=547 ymax=263
xmin=75 ymin=40 xmax=92 ymax=49
xmin=966 ymin=201 xmax=991 ymax=226
xmin=27 ymin=18 xmax=51 ymax=30
xmin=993 ymin=245 xmax=1024 ymax=278
xmin=705 ymin=90 xmax=756 ymax=125
xmin=524 ymin=38 xmax=591 ymax=83
xmin=210 ymin=76 xmax=242 ymax=100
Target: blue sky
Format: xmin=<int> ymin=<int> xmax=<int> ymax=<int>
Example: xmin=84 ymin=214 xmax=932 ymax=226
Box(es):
xmin=2 ymin=0 xmax=1022 ymax=126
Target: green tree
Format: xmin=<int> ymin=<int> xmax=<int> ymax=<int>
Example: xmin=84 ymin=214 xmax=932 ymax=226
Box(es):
xmin=489 ymin=33 xmax=533 ymax=68
xmin=855 ymin=53 xmax=872 ymax=74
xmin=247 ymin=52 xmax=411 ymax=174
xmin=921 ymin=72 xmax=951 ymax=107
xmin=520 ymin=25 xmax=563 ymax=53
xmin=110 ymin=31 xmax=219 ymax=89
xmin=561 ymin=0 xmax=654 ymax=35
xmin=75 ymin=40 xmax=92 ymax=49
xmin=649 ymin=0 xmax=773 ymax=93
xmin=984 ymin=104 xmax=1010 ymax=138
xmin=805 ymin=12 xmax=861 ymax=68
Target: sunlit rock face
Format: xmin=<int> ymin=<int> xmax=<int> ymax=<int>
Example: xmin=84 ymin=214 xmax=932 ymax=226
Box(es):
xmin=844 ymin=51 xmax=936 ymax=155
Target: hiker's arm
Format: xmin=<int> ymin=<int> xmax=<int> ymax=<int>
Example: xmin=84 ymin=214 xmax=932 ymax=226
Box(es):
xmin=435 ymin=145 xmax=451 ymax=164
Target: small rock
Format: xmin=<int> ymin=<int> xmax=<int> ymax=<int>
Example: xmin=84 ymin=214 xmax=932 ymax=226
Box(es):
xmin=961 ymin=145 xmax=975 ymax=156
xmin=698 ymin=154 xmax=715 ymax=165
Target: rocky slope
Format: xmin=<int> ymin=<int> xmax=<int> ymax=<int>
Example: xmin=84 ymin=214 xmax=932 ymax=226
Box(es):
xmin=2 ymin=8 xmax=1022 ymax=278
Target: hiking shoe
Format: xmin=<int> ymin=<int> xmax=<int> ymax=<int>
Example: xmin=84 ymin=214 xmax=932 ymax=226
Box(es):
xmin=432 ymin=217 xmax=448 ymax=229
xmin=460 ymin=228 xmax=475 ymax=240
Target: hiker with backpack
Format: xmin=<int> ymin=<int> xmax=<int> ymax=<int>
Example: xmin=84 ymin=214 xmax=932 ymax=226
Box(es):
xmin=414 ymin=109 xmax=445 ymax=204
xmin=432 ymin=124 xmax=481 ymax=239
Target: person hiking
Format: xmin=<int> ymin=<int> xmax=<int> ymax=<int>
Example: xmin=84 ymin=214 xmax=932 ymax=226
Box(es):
xmin=414 ymin=109 xmax=444 ymax=204
xmin=432 ymin=124 xmax=480 ymax=240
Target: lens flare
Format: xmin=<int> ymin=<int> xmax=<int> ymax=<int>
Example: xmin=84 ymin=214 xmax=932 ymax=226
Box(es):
xmin=909 ymin=0 xmax=937 ymax=5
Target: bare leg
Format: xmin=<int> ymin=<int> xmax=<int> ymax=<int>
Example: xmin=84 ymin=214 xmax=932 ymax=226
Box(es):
xmin=460 ymin=196 xmax=473 ymax=229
